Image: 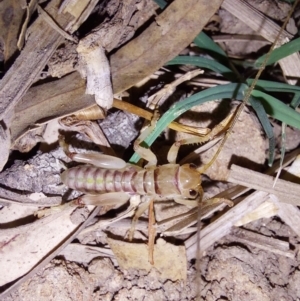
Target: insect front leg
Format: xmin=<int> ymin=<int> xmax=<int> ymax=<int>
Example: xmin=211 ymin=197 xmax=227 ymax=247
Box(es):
xmin=128 ymin=196 xmax=152 ymax=240
xmin=199 ymin=197 xmax=234 ymax=212
xmin=133 ymin=110 xmax=160 ymax=168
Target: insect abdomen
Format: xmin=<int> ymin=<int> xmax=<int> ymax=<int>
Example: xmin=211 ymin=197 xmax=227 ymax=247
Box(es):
xmin=61 ymin=164 xmax=182 ymax=196
xmin=61 ymin=166 xmax=137 ymax=193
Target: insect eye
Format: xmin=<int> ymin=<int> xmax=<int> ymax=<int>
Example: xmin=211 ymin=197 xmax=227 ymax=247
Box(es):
xmin=189 ymin=189 xmax=198 ymax=197
xmin=189 ymin=163 xmax=197 ymax=169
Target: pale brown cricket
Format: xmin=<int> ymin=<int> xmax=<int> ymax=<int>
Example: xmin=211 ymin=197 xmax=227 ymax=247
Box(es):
xmin=61 ymin=111 xmax=234 ymax=207
xmin=58 ymin=112 xmax=234 ymax=263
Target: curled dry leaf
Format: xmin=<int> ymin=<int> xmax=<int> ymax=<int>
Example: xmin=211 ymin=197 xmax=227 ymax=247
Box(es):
xmin=11 ymin=72 xmax=94 ymax=150
xmin=59 ymin=117 xmax=115 ymax=156
xmin=11 ymin=125 xmax=46 ymax=153
xmin=77 ymin=41 xmax=114 ymax=110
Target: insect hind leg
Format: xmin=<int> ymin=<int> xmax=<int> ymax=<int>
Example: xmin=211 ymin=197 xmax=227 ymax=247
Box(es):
xmin=134 ymin=110 xmax=160 ymax=168
xmin=59 ymin=135 xmax=126 ymax=169
xmin=167 ymin=112 xmax=235 ymax=164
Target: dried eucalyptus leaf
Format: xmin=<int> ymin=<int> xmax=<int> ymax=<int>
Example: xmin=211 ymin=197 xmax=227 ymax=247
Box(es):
xmin=0 ymin=0 xmax=75 ymax=121
xmin=111 ymin=0 xmax=223 ymax=93
xmin=11 ymin=72 xmax=94 ymax=146
xmin=0 ymin=0 xmax=25 ymax=63
xmin=107 ymin=237 xmax=187 ymax=281
xmin=0 ymin=205 xmax=91 ymax=286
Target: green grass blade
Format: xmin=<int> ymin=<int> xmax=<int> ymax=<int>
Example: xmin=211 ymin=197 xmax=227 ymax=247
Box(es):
xmin=255 ymin=37 xmax=300 ymax=67
xmin=249 ymin=96 xmax=275 ymax=165
xmin=193 ymin=32 xmax=227 ymax=57
xmin=247 ymin=79 xmax=300 ymax=94
xmin=166 ymin=56 xmax=235 ymax=80
xmin=152 ymin=0 xmax=166 ymax=9
xmin=251 ymin=89 xmax=300 ymax=128
xmin=193 ymin=32 xmax=232 ymax=70
xmin=291 ymin=92 xmax=300 ymax=108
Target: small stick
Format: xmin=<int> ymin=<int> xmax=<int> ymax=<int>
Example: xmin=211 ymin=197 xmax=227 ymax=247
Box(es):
xmin=227 ymin=164 xmax=300 ymax=206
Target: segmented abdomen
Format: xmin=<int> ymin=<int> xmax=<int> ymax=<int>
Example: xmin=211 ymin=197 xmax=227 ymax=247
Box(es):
xmin=61 ymin=165 xmax=181 ymax=196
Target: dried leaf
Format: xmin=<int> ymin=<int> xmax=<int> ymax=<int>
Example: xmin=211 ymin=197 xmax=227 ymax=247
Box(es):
xmin=11 ymin=125 xmax=46 ymax=153
xmin=0 ymin=205 xmax=93 ymax=286
xmin=59 ymin=118 xmax=115 ymax=156
xmin=0 ymin=0 xmax=24 ymax=63
xmin=11 ymin=72 xmax=94 ymax=146
xmin=107 ymin=237 xmax=187 ymax=281
xmin=110 ymin=0 xmax=223 ymax=93
xmin=0 ymin=0 xmax=75 ymax=121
